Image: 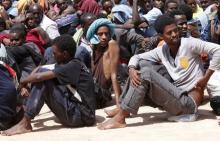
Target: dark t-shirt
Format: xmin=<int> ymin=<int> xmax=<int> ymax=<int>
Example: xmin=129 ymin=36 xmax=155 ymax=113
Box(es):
xmin=53 ymin=59 xmax=96 ymax=112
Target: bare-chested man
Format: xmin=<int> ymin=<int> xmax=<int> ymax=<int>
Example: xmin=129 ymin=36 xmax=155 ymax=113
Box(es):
xmin=86 ymin=18 xmax=121 ymax=109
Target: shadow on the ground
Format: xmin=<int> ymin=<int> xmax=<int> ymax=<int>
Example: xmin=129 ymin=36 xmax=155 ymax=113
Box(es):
xmin=126 ymin=109 xmax=216 ymax=128
xmin=32 ymin=116 xmax=63 ymax=132
xmin=31 ymin=115 xmax=105 ymax=132
xmin=95 ymin=115 xmax=106 ymax=123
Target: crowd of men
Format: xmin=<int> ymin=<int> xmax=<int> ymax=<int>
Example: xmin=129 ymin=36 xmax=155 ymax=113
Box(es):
xmin=1 ymin=0 xmax=220 ymax=135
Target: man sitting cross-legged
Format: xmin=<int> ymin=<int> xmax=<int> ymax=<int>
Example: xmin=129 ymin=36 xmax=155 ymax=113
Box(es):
xmin=97 ymin=15 xmax=220 ymax=130
xmin=1 ymin=34 xmax=96 ymax=136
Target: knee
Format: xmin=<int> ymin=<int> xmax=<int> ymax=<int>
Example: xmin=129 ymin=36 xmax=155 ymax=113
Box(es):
xmin=140 ymin=67 xmax=153 ymax=80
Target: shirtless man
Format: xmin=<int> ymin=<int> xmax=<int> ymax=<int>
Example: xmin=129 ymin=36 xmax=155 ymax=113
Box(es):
xmin=97 ymin=15 xmax=220 ymax=130
xmin=86 ymin=18 xmax=121 ymax=109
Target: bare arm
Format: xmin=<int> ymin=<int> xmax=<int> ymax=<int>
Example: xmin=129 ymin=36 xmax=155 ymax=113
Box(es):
xmin=109 ymin=40 xmax=121 ymax=106
xmin=132 ymin=0 xmax=142 ymax=27
xmin=195 ymin=69 xmax=214 ymax=90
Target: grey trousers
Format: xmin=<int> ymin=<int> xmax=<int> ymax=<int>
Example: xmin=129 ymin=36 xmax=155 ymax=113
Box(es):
xmin=120 ymin=67 xmax=196 ymax=116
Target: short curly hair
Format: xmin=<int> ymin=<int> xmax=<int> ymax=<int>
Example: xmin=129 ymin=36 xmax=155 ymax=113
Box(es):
xmin=52 ymin=34 xmax=76 ymax=56
xmin=154 ymin=15 xmax=175 ymax=34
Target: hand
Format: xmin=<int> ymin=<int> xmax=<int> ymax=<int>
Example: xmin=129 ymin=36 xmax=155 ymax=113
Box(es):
xmin=18 ymin=82 xmax=28 ymax=91
xmin=20 ymin=88 xmax=30 ymax=97
xmin=2 ymin=38 xmax=11 ymax=46
xmin=129 ymin=67 xmax=141 ymax=87
xmin=138 ymin=22 xmax=148 ymax=28
xmin=195 ymin=77 xmax=208 ymax=91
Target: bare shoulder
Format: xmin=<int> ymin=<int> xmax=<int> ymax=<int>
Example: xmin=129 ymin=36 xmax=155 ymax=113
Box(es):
xmin=108 ymin=40 xmax=119 ymax=53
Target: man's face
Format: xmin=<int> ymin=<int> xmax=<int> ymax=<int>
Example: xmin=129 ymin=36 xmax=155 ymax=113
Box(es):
xmin=96 ymin=26 xmax=110 ymax=47
xmin=114 ymin=0 xmax=121 ymax=4
xmin=30 ymin=6 xmax=43 ymax=25
xmin=154 ymin=0 xmax=165 ymax=10
xmin=10 ymin=32 xmax=25 ymax=47
xmin=57 ymin=0 xmax=68 ymax=12
xmin=175 ymin=15 xmax=188 ymax=37
xmin=103 ymin=1 xmax=113 ymax=14
xmin=139 ymin=0 xmax=152 ymax=14
xmin=2 ymin=0 xmax=12 ymax=10
xmin=186 ymin=0 xmax=197 ymax=13
xmin=200 ymin=0 xmax=209 ymax=10
xmin=83 ymin=16 xmax=96 ymax=34
xmin=166 ymin=2 xmax=178 ymax=14
xmin=162 ymin=23 xmax=180 ymax=45
xmin=25 ymin=13 xmax=37 ymax=29
xmin=52 ymin=45 xmax=65 ymax=64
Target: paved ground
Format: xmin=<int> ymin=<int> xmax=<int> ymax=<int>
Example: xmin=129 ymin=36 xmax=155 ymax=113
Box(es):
xmin=1 ymin=98 xmax=220 ymax=141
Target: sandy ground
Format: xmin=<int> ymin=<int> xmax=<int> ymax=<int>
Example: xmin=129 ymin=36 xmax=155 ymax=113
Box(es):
xmin=1 ymin=99 xmax=220 ymax=141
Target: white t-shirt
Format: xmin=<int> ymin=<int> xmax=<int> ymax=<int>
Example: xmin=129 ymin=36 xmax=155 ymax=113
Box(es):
xmin=40 ymin=15 xmax=60 ymax=39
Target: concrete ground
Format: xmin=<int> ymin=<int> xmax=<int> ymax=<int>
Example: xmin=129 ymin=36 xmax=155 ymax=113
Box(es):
xmin=1 ymin=97 xmax=220 ymax=141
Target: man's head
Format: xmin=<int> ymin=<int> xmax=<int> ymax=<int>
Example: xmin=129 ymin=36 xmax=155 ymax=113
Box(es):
xmin=57 ymin=0 xmax=70 ymax=12
xmin=165 ymin=0 xmax=178 ymax=14
xmin=96 ymin=25 xmax=111 ymax=47
xmin=178 ymin=4 xmax=193 ymax=21
xmin=153 ymin=0 xmax=165 ymax=11
xmin=154 ymin=15 xmax=180 ymax=45
xmin=138 ymin=0 xmax=152 ymax=14
xmin=215 ymin=0 xmax=220 ymax=11
xmin=0 ymin=17 xmax=6 ymax=32
xmin=184 ymin=0 xmax=197 ymax=13
xmin=27 ymin=4 xmax=44 ymax=25
xmin=169 ymin=10 xmax=188 ymax=37
xmin=1 ymin=0 xmax=12 ymax=10
xmin=113 ymin=0 xmax=122 ymax=4
xmin=102 ymin=0 xmax=113 ymax=15
xmin=200 ymin=0 xmax=210 ymax=10
xmin=9 ymin=24 xmax=27 ymax=47
xmin=52 ymin=34 xmax=76 ymax=64
xmin=80 ymin=13 xmax=96 ymax=34
xmin=86 ymin=18 xmax=114 ymax=46
xmin=25 ymin=12 xmax=37 ymax=29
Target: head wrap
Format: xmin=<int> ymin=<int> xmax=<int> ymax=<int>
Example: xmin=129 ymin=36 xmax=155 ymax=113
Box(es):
xmin=111 ymin=4 xmax=132 ymax=24
xmin=86 ymin=18 xmax=115 ymax=45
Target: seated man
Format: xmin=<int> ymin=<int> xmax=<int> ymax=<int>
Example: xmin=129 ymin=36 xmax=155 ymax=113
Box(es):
xmin=7 ymin=24 xmax=43 ymax=81
xmin=0 ymin=43 xmax=23 ymax=131
xmin=1 ymin=34 xmax=96 ymax=136
xmin=26 ymin=4 xmax=60 ymax=40
xmin=86 ymin=18 xmax=121 ymax=109
xmin=97 ymin=15 xmax=220 ymax=130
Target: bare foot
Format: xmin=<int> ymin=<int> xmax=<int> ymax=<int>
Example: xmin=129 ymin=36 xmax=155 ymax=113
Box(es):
xmin=104 ymin=107 xmax=119 ymax=117
xmin=1 ymin=117 xmax=32 ymax=136
xmin=104 ymin=108 xmax=130 ymax=118
xmin=97 ymin=118 xmax=126 ymax=130
xmin=97 ymin=109 xmax=128 ymax=130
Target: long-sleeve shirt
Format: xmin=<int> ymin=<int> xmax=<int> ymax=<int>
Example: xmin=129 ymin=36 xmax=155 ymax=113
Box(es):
xmin=128 ymin=37 xmax=220 ymax=91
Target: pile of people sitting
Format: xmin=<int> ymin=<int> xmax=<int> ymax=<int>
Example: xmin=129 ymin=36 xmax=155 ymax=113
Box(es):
xmin=1 ymin=0 xmax=220 ymax=135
